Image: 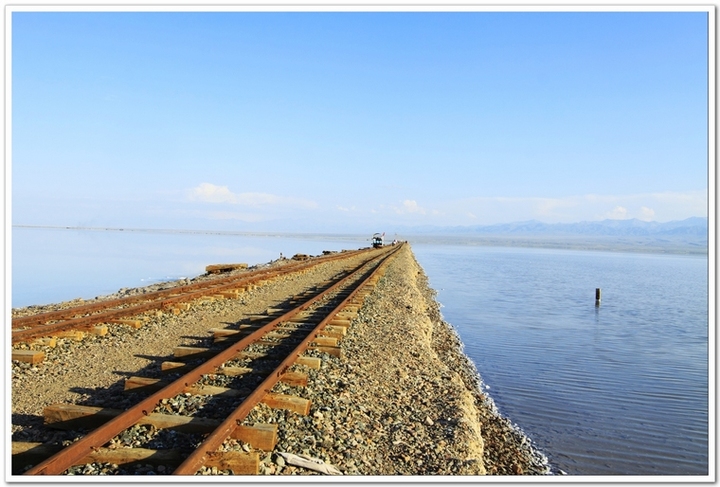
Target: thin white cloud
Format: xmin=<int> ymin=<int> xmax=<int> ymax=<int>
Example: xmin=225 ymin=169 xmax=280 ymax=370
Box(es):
xmin=396 ymin=200 xmax=426 ymax=215
xmin=363 ymin=200 xmax=432 ymax=219
xmin=188 ymin=183 xmax=318 ymax=209
xmin=336 ymin=205 xmax=359 ymax=212
xmin=434 ymin=190 xmax=707 ymax=225
xmin=604 ymin=206 xmax=629 ymax=220
xmin=638 ymin=206 xmax=656 ymax=221
xmin=189 ymin=183 xmax=236 ymax=204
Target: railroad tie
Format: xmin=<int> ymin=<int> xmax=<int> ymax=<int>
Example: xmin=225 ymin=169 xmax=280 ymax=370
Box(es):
xmin=161 ymin=361 xmax=192 ymax=374
xmin=12 ymin=350 xmax=45 ymax=364
xmin=30 ymin=337 xmax=57 ymax=348
xmin=107 ymin=319 xmax=144 ymax=329
xmin=296 ymin=356 xmax=321 ymax=369
xmin=173 ymin=346 xmax=214 ymax=360
xmin=318 ymin=329 xmax=344 ymax=340
xmin=308 ymin=345 xmax=343 ymax=358
xmin=311 ymin=336 xmax=338 ymax=347
xmin=53 ymin=330 xmax=85 ymax=341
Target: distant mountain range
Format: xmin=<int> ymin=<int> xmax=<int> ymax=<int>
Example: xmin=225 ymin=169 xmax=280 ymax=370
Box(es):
xmin=398 ymin=217 xmax=708 ymax=238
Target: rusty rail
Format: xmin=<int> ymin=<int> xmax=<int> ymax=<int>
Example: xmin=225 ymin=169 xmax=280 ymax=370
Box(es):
xmin=12 ymin=247 xmax=374 ymax=344
xmin=173 ymin=243 xmax=400 ymax=474
xmin=23 ymin=243 xmax=401 ymax=475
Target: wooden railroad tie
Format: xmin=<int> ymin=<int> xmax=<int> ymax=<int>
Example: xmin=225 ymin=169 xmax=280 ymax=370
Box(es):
xmin=12 ymin=350 xmax=45 ymax=364
xmin=210 ymin=329 xmax=244 ymax=337
xmin=334 ymin=311 xmax=357 ymax=319
xmin=211 ymin=327 xmax=266 ymax=344
xmin=311 ymin=336 xmax=339 ymax=347
xmin=328 ymin=319 xmax=351 ymax=329
xmin=248 ymin=315 xmax=271 ymax=323
xmin=209 ymin=325 xmax=262 ymax=337
xmin=264 ymin=331 xmax=292 ymax=340
xmin=30 ymin=337 xmax=57 ymax=348
xmin=108 ymin=319 xmax=144 ymax=329
xmin=91 ymin=325 xmax=108 ymax=336
xmin=54 ymin=330 xmax=86 ymax=341
xmin=308 ymin=345 xmax=343 ymax=359
xmin=173 ymin=346 xmax=216 ymax=360
xmin=205 ymin=263 xmax=249 ymax=274
xmin=324 ymin=324 xmax=347 ymax=335
xmin=164 ymin=303 xmax=191 ymax=314
xmin=317 ymin=329 xmax=344 ymax=340
xmin=288 ymin=315 xmax=318 ymax=323
xmin=160 ymin=361 xmax=192 ymax=374
xmin=276 ymin=322 xmax=316 ymax=330
xmin=296 ymin=356 xmax=322 ymax=369
xmin=216 ymin=290 xmax=241 ymax=299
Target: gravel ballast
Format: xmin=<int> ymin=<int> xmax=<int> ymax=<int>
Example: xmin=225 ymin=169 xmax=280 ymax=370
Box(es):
xmin=11 ymin=244 xmax=550 ymax=476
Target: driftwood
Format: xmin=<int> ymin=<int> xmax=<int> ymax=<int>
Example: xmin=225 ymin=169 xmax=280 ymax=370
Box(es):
xmin=277 ymin=452 xmax=342 ymax=475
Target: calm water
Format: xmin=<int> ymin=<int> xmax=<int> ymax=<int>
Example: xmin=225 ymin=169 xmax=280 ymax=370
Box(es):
xmin=413 ymin=244 xmax=709 ymax=476
xmin=9 ymin=228 xmax=711 ymax=476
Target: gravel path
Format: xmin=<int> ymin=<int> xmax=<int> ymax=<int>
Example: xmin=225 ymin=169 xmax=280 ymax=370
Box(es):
xmin=11 ymin=245 xmax=550 ymax=476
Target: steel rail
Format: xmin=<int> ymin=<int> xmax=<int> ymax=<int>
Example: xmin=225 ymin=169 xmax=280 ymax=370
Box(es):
xmin=173 ymin=243 xmax=402 ymax=474
xmin=13 ymin=247 xmax=369 ymax=328
xmin=12 ymin=247 xmax=375 ymax=344
xmin=23 ymin=244 xmax=399 ymax=475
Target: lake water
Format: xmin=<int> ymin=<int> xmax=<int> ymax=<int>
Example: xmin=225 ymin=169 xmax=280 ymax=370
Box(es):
xmin=9 ymin=228 xmax=712 ymax=476
xmin=413 ymin=244 xmax=710 ymax=477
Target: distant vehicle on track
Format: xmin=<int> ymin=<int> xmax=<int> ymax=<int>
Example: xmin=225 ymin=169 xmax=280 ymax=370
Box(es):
xmin=372 ymin=233 xmax=384 ymax=248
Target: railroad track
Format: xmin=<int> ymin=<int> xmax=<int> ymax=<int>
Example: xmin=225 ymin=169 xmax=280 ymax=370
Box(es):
xmin=11 ymin=247 xmax=375 ymax=345
xmin=16 ymin=243 xmax=403 ymax=475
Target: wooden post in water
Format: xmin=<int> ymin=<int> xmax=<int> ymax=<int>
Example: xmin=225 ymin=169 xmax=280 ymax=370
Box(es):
xmin=595 ymin=288 xmax=601 ymax=306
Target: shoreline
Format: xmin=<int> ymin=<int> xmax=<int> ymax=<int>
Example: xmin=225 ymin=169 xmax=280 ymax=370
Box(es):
xmin=11 ymin=244 xmax=551 ymax=476
xmin=407 ymin=248 xmax=551 ymax=474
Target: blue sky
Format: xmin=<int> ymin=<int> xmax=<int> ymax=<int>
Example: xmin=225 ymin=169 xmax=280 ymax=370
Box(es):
xmin=10 ymin=9 xmax=710 ymax=233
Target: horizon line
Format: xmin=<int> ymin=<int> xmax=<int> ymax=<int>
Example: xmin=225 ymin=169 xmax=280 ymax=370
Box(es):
xmin=11 ymin=215 xmax=708 ymax=233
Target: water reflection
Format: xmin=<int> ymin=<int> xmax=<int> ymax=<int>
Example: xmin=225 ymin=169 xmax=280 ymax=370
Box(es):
xmin=413 ymin=244 xmax=708 ymax=476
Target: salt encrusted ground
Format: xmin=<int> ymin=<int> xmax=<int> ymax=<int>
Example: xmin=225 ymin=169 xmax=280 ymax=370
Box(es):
xmin=11 ymin=245 xmax=550 ymax=476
